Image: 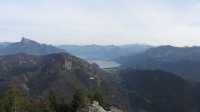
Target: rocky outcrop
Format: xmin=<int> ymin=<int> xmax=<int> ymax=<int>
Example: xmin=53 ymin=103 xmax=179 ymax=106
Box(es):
xmin=80 ymin=101 xmax=124 ymax=112
xmin=108 ymin=107 xmax=124 ymax=112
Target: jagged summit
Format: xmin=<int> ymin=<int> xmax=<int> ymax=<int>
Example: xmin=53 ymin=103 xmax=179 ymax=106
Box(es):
xmin=20 ymin=37 xmax=38 ymax=44
xmin=0 ymin=37 xmax=65 ymax=56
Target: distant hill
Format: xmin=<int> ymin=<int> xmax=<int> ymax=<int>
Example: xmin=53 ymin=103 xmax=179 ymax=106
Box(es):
xmin=0 ymin=38 xmax=65 ymax=56
xmin=117 ymin=45 xmax=200 ymax=82
xmin=59 ymin=44 xmax=153 ymax=59
xmin=0 ymin=53 xmax=132 ymax=111
xmin=119 ymin=69 xmax=198 ymax=112
xmin=0 ymin=42 xmax=12 ymax=48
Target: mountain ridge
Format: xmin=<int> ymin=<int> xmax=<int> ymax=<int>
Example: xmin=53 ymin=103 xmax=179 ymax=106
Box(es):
xmin=0 ymin=38 xmax=65 ymax=56
xmin=0 ymin=52 xmax=132 ymax=111
xmin=119 ymin=68 xmax=198 ymax=112
xmin=59 ymin=44 xmax=153 ymax=59
xmin=116 ymin=45 xmax=200 ymax=82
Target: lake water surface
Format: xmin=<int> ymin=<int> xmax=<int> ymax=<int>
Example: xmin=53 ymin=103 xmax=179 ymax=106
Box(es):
xmin=85 ymin=59 xmax=120 ymax=68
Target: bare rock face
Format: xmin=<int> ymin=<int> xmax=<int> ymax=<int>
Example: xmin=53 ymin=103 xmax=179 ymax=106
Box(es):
xmin=108 ymin=107 xmax=124 ymax=112
xmin=80 ymin=101 xmax=124 ymax=112
xmin=80 ymin=101 xmax=106 ymax=112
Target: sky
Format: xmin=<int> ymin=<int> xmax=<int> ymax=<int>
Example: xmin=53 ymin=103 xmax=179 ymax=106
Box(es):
xmin=0 ymin=0 xmax=200 ymax=46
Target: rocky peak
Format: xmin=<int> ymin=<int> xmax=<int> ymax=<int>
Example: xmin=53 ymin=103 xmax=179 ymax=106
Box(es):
xmin=80 ymin=101 xmax=124 ymax=112
xmin=20 ymin=37 xmax=38 ymax=44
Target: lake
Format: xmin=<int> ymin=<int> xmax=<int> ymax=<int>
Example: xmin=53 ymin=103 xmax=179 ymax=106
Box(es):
xmin=85 ymin=59 xmax=120 ymax=68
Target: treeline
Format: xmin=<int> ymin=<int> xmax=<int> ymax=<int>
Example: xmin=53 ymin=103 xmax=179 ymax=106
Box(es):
xmin=0 ymin=85 xmax=104 ymax=112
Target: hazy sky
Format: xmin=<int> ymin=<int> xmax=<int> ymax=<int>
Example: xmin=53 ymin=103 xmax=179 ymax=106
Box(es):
xmin=0 ymin=0 xmax=200 ymax=46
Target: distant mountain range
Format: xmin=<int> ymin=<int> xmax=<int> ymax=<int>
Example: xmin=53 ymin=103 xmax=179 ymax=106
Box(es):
xmin=1 ymin=38 xmax=200 ymax=82
xmin=117 ymin=45 xmax=200 ymax=82
xmin=59 ymin=44 xmax=153 ymax=59
xmin=0 ymin=38 xmax=153 ymax=61
xmin=0 ymin=38 xmax=65 ymax=56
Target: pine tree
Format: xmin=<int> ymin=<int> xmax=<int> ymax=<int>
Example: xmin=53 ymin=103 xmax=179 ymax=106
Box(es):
xmin=71 ymin=89 xmax=85 ymax=111
xmin=94 ymin=91 xmax=104 ymax=107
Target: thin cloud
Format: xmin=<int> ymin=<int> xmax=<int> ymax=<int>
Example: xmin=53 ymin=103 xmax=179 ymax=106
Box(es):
xmin=0 ymin=0 xmax=199 ymax=46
